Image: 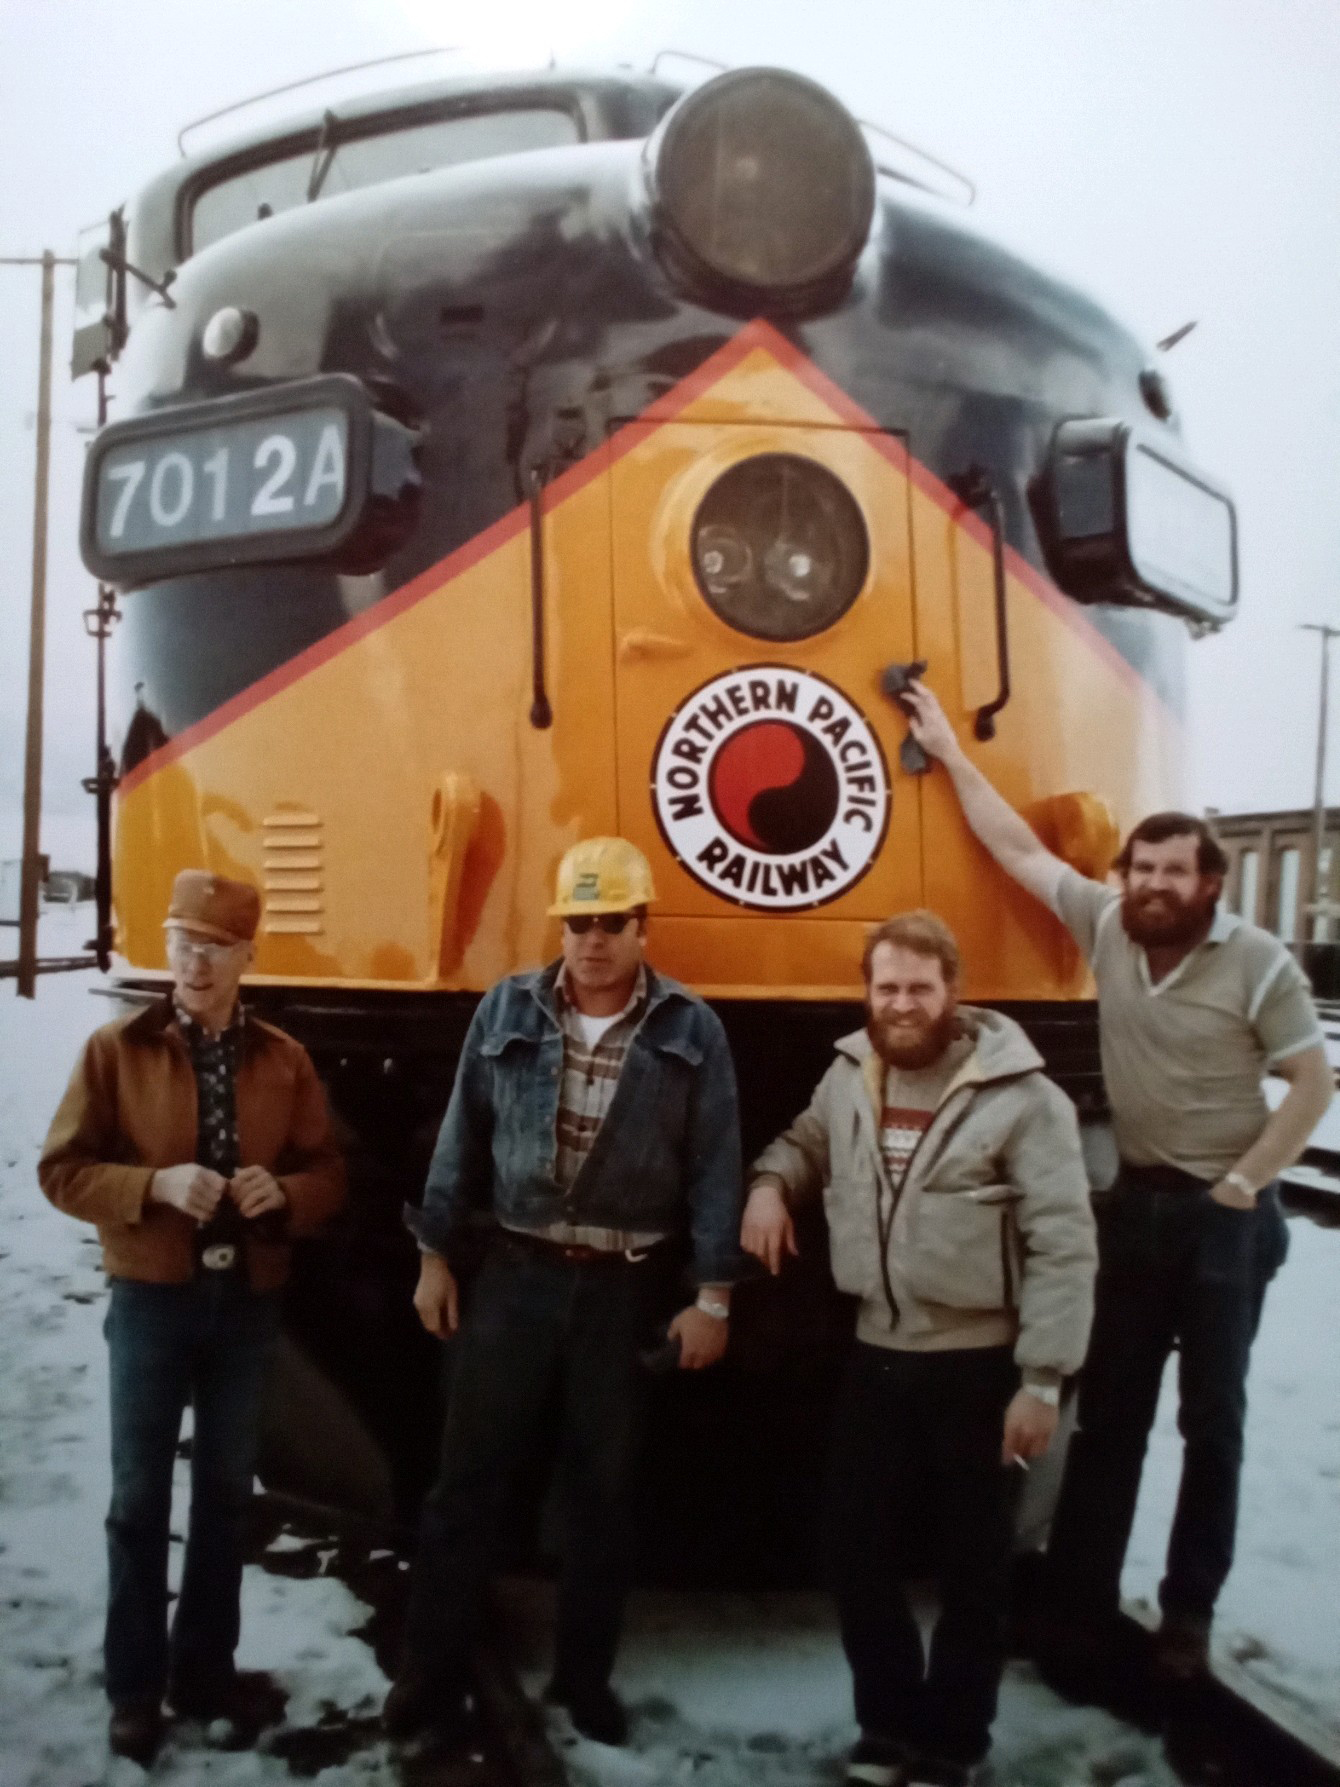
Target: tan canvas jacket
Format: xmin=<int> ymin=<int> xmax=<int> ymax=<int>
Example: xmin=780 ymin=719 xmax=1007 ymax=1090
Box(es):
xmin=39 ymin=998 xmax=345 ymax=1291
xmin=751 ymin=1007 xmax=1096 ymax=1384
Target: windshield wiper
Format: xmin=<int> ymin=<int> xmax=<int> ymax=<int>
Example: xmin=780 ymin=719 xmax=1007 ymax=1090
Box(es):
xmin=307 ymin=109 xmax=340 ymax=202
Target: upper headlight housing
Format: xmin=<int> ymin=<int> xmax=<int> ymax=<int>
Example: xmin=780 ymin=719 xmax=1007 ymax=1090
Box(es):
xmin=646 ymin=68 xmax=876 ymax=311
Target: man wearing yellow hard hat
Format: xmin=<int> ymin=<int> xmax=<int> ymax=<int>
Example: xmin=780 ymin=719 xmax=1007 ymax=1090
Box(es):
xmin=389 ymin=838 xmax=742 ymax=1750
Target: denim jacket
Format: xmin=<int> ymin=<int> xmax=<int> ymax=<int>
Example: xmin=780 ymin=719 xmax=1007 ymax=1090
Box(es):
xmin=405 ymin=962 xmax=743 ymax=1283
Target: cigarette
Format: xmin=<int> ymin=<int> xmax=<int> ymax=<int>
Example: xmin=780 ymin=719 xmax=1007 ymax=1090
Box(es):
xmin=1011 ymin=1455 xmax=1030 ymax=1472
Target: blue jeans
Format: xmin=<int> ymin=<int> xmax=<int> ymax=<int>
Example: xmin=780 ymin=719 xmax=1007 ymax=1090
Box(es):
xmin=826 ymin=1344 xmax=1019 ymax=1767
xmin=103 ymin=1276 xmax=280 ymax=1704
xmin=1046 ymin=1166 xmax=1289 ymax=1624
xmin=402 ymin=1233 xmax=659 ymax=1693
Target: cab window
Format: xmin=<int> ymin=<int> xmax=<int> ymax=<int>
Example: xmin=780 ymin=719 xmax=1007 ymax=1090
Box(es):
xmin=189 ymin=105 xmax=581 ymax=253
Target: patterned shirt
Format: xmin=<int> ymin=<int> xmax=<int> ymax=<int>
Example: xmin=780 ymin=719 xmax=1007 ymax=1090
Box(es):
xmin=879 ymin=1104 xmax=934 ymax=1188
xmin=175 ymin=1002 xmax=245 ymax=1267
xmin=510 ymin=965 xmax=665 ymax=1253
xmin=877 ymin=1039 xmax=973 ymax=1190
xmin=175 ymin=1002 xmax=243 ymax=1177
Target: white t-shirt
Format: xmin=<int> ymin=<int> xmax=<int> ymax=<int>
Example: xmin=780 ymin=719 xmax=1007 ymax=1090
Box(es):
xmin=574 ymin=1010 xmax=622 ymax=1048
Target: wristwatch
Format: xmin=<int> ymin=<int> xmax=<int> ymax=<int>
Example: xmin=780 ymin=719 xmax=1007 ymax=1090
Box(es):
xmin=1222 ymin=1171 xmax=1257 ymax=1201
xmin=1024 ymin=1382 xmax=1061 ymax=1407
xmin=695 ymin=1293 xmax=730 ymax=1321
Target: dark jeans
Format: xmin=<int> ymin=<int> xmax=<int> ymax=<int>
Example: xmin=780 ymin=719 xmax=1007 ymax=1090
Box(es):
xmin=826 ymin=1343 xmax=1019 ymax=1768
xmin=1046 ymin=1166 xmax=1289 ymax=1625
xmin=402 ymin=1234 xmax=658 ymax=1694
xmin=103 ymin=1275 xmax=280 ymax=1705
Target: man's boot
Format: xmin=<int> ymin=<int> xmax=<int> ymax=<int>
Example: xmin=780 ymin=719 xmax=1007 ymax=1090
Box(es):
xmin=546 ymin=1674 xmax=628 ymax=1746
xmin=108 ymin=1697 xmax=163 ymax=1764
xmin=1152 ymin=1610 xmax=1212 ymax=1686
xmin=382 ymin=1667 xmax=470 ymax=1743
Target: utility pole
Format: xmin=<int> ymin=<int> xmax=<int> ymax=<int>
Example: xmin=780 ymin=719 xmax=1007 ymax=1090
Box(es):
xmin=2 ymin=251 xmax=76 ymax=997
xmin=1301 ymin=622 xmax=1340 ymax=944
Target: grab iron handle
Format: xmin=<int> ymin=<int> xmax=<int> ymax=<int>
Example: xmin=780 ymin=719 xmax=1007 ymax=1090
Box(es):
xmin=526 ymin=468 xmax=553 ymax=730
xmin=949 ymin=465 xmax=1012 ymax=741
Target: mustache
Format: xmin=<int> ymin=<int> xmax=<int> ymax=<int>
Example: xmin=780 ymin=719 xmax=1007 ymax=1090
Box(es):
xmin=867 ymin=1005 xmax=958 ymax=1066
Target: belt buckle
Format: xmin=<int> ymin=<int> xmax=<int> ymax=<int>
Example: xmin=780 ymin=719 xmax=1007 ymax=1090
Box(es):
xmin=201 ymin=1243 xmax=238 ymax=1272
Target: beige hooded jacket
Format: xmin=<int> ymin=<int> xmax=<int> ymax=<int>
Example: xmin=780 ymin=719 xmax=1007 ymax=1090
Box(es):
xmin=751 ymin=1006 xmax=1096 ymax=1386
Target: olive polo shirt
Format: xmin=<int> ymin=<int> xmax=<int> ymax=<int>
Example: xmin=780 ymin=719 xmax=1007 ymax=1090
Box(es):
xmin=1051 ymin=866 xmax=1324 ymax=1181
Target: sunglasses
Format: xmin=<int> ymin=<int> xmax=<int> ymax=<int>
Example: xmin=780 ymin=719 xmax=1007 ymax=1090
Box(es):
xmin=564 ymin=913 xmax=636 ymax=935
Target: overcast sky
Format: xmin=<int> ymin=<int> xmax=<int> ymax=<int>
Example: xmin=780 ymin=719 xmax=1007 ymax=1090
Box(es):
xmin=2 ymin=0 xmax=1338 ymax=868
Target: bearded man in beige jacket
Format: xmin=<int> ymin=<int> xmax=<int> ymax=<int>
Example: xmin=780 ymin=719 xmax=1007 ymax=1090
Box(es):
xmin=741 ymin=911 xmax=1096 ymax=1787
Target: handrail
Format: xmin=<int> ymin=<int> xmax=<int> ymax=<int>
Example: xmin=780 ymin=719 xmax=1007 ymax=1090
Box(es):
xmin=860 ymin=118 xmax=975 ymax=208
xmin=527 ymin=470 xmax=553 ymax=730
xmin=177 ymin=48 xmax=461 ymax=156
xmin=949 ymin=466 xmax=1012 ymax=740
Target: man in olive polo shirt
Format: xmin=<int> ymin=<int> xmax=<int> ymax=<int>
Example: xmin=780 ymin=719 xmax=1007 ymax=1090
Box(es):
xmin=902 ymin=683 xmax=1332 ymax=1692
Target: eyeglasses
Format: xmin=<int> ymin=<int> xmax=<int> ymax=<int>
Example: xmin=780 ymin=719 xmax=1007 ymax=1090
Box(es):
xmin=166 ymin=932 xmax=244 ymax=965
xmin=564 ymin=913 xmax=636 ymax=936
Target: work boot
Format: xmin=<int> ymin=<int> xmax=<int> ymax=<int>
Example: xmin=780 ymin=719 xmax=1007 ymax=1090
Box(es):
xmin=1153 ymin=1610 xmax=1212 ymax=1685
xmin=382 ymin=1668 xmax=469 ymax=1742
xmin=846 ymin=1731 xmax=909 ymax=1785
xmin=108 ymin=1697 xmax=164 ymax=1765
xmin=546 ymin=1675 xmax=628 ymax=1746
xmin=1034 ymin=1607 xmax=1125 ymax=1703
xmin=169 ymin=1667 xmax=287 ymax=1729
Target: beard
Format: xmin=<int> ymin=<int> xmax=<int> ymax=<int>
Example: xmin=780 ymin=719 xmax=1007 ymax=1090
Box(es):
xmin=1121 ymin=885 xmax=1217 ymax=948
xmin=868 ymin=1006 xmax=960 ymax=1070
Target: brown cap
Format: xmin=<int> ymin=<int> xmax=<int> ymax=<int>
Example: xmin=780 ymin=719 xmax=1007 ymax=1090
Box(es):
xmin=164 ymin=870 xmax=260 ymax=945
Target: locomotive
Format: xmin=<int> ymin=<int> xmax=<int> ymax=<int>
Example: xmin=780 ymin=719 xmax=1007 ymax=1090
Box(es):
xmin=74 ymin=60 xmax=1237 ymax=1579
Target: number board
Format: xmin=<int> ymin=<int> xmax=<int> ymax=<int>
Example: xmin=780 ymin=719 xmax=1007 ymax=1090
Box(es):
xmin=80 ymin=374 xmax=393 ymax=585
xmin=95 ymin=407 xmax=348 ymax=553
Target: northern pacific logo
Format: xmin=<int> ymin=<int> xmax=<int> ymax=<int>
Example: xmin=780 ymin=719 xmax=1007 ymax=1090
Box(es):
xmin=651 ymin=667 xmax=891 ymax=911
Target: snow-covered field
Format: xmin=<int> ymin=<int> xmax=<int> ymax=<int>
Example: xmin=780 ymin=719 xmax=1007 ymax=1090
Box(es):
xmin=1 ymin=909 xmax=1336 ymax=1783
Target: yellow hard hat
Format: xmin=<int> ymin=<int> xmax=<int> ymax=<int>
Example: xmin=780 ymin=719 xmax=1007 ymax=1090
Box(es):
xmin=549 ymin=837 xmax=657 ymax=917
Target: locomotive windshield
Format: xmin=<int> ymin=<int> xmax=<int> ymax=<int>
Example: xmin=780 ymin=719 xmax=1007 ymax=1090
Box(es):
xmin=189 ymin=104 xmax=581 ymax=253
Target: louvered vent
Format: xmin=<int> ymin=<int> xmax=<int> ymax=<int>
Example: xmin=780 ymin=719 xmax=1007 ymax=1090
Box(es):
xmin=261 ymin=812 xmax=324 ymax=935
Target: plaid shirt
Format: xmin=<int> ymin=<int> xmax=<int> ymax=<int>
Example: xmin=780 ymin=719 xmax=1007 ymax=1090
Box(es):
xmin=515 ymin=964 xmax=665 ymax=1253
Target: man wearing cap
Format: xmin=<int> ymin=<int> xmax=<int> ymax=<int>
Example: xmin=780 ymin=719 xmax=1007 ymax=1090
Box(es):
xmin=39 ymin=870 xmax=345 ymax=1763
xmin=386 ymin=838 xmax=742 ymax=1749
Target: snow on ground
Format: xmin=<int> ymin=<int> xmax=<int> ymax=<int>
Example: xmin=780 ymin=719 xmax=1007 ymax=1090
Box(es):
xmin=497 ymin=1581 xmax=1182 ymax=1787
xmin=0 ymin=910 xmax=1336 ymax=1783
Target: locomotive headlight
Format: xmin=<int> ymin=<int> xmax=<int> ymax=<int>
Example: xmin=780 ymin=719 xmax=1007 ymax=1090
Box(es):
xmin=691 ymin=454 xmax=869 ymax=641
xmin=201 ymin=306 xmax=258 ymax=364
xmin=646 ymin=68 xmax=875 ymax=309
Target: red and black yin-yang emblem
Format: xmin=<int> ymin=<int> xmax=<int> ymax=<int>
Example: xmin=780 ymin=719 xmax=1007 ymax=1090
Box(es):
xmin=651 ymin=667 xmax=891 ymax=911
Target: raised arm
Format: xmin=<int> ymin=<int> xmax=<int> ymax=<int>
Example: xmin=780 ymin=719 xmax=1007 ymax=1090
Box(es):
xmin=903 ymin=682 xmax=1067 ymax=909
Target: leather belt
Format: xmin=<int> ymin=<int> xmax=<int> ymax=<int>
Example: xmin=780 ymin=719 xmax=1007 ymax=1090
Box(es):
xmin=502 ymin=1229 xmax=652 ymax=1267
xmin=1118 ymin=1161 xmax=1213 ymax=1193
